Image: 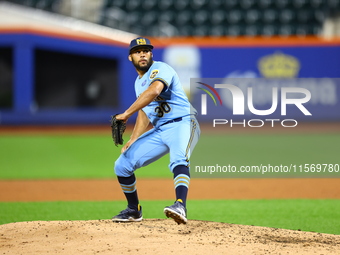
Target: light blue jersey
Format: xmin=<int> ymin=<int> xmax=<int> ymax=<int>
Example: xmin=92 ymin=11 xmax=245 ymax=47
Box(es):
xmin=135 ymin=61 xmax=196 ymax=127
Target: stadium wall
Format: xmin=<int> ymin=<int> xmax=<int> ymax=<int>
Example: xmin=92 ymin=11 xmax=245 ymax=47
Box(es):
xmin=0 ymin=30 xmax=339 ymax=125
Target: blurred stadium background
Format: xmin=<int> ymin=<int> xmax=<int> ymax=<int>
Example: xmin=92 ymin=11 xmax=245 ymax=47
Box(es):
xmin=0 ymin=0 xmax=339 ymax=124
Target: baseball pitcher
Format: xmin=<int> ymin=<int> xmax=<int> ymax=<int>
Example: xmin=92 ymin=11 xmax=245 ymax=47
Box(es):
xmin=112 ymin=37 xmax=200 ymax=224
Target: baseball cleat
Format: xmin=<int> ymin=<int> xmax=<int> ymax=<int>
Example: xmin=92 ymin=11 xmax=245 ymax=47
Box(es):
xmin=164 ymin=201 xmax=187 ymax=224
xmin=112 ymin=205 xmax=142 ymax=222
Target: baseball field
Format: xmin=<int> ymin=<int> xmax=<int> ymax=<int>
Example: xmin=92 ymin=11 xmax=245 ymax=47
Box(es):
xmin=0 ymin=123 xmax=339 ymax=254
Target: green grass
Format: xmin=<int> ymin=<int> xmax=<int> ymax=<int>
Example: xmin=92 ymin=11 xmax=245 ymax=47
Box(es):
xmin=0 ymin=132 xmax=339 ymax=235
xmin=0 ymin=135 xmax=171 ymax=179
xmin=1 ymin=199 xmax=339 ymax=235
xmin=0 ymin=133 xmax=339 ymax=179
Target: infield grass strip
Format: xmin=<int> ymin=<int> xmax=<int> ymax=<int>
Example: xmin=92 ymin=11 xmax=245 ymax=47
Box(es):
xmin=0 ymin=133 xmax=339 ymax=179
xmin=0 ymin=199 xmax=339 ymax=235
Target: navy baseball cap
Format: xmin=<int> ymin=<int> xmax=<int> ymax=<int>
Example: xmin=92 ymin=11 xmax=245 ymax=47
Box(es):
xmin=129 ymin=37 xmax=154 ymax=54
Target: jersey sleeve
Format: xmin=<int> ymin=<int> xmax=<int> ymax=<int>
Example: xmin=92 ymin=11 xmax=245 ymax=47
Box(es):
xmin=148 ymin=62 xmax=174 ymax=89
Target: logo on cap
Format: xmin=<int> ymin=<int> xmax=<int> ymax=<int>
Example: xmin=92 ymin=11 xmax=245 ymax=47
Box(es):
xmin=136 ymin=38 xmax=147 ymax=45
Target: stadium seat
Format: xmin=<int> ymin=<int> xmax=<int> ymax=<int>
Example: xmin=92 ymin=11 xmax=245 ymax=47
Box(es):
xmin=292 ymin=0 xmax=308 ymax=8
xmin=274 ymin=0 xmax=291 ymax=8
xmin=158 ymin=10 xmax=176 ymax=24
xmin=226 ymin=9 xmax=244 ymax=24
xmin=210 ymin=25 xmax=225 ymax=37
xmin=207 ymin=0 xmax=222 ymax=10
xmin=125 ymin=0 xmax=141 ymax=11
xmin=190 ymin=0 xmax=207 ymax=9
xmin=245 ymin=25 xmax=260 ymax=36
xmin=261 ymin=24 xmax=279 ymax=36
xmin=314 ymin=10 xmax=326 ymax=23
xmin=192 ymin=10 xmax=209 ymax=25
xmin=174 ymin=0 xmax=189 ymax=10
xmin=244 ymin=9 xmax=261 ymax=24
xmin=327 ymin=0 xmax=340 ymax=8
xmin=310 ymin=0 xmax=324 ymax=8
xmin=240 ymin=0 xmax=256 ymax=9
xmin=175 ymin=10 xmax=192 ymax=26
xmin=125 ymin=11 xmax=142 ymax=27
xmin=279 ymin=9 xmax=295 ymax=23
xmin=295 ymin=24 xmax=310 ymax=36
xmin=297 ymin=9 xmax=313 ymax=23
xmin=226 ymin=25 xmax=244 ymax=36
xmin=142 ymin=0 xmax=157 ymax=10
xmin=224 ymin=0 xmax=238 ymax=9
xmin=257 ymin=0 xmax=275 ymax=9
xmin=279 ymin=24 xmax=296 ymax=36
xmin=262 ymin=9 xmax=278 ymax=23
xmin=193 ymin=25 xmax=210 ymax=36
xmin=177 ymin=25 xmax=194 ymax=36
xmin=140 ymin=11 xmax=157 ymax=26
xmin=158 ymin=0 xmax=174 ymax=11
xmin=210 ymin=10 xmax=225 ymax=25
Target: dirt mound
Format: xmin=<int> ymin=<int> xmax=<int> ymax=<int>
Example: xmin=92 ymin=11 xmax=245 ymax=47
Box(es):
xmin=1 ymin=219 xmax=339 ymax=254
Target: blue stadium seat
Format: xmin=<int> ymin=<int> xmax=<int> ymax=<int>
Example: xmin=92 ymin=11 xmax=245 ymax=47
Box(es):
xmin=327 ymin=0 xmax=340 ymax=8
xmin=224 ymin=0 xmax=239 ymax=9
xmin=262 ymin=9 xmax=278 ymax=23
xmin=125 ymin=11 xmax=142 ymax=26
xmin=279 ymin=9 xmax=296 ymax=23
xmin=193 ymin=25 xmax=210 ymax=36
xmin=158 ymin=0 xmax=174 ymax=10
xmin=310 ymin=0 xmax=324 ymax=8
xmin=175 ymin=10 xmax=192 ymax=26
xmin=292 ymin=0 xmax=308 ymax=8
xmin=226 ymin=9 xmax=244 ymax=24
xmin=143 ymin=0 xmax=157 ymax=10
xmin=274 ymin=0 xmax=292 ymax=8
xmin=297 ymin=9 xmax=313 ymax=23
xmin=210 ymin=10 xmax=225 ymax=25
xmin=207 ymin=0 xmax=222 ymax=10
xmin=140 ymin=11 xmax=158 ymax=26
xmin=159 ymin=10 xmax=176 ymax=24
xmin=177 ymin=25 xmax=194 ymax=36
xmin=261 ymin=24 xmax=279 ymax=36
xmin=279 ymin=24 xmax=296 ymax=36
xmin=210 ymin=25 xmax=225 ymax=37
xmin=126 ymin=0 xmax=142 ymax=11
xmin=257 ymin=0 xmax=275 ymax=9
xmin=314 ymin=9 xmax=327 ymax=23
xmin=240 ymin=0 xmax=256 ymax=9
xmin=244 ymin=9 xmax=261 ymax=24
xmin=190 ymin=0 xmax=207 ymax=9
xmin=295 ymin=24 xmax=310 ymax=36
xmin=226 ymin=25 xmax=244 ymax=36
xmin=108 ymin=0 xmax=124 ymax=8
xmin=174 ymin=0 xmax=190 ymax=10
xmin=245 ymin=25 xmax=260 ymax=36
xmin=192 ymin=10 xmax=209 ymax=25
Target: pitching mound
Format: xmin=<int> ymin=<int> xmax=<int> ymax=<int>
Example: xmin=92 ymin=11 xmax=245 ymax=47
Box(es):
xmin=1 ymin=219 xmax=339 ymax=254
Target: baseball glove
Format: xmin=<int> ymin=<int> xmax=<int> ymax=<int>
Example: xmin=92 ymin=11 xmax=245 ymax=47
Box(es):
xmin=110 ymin=114 xmax=126 ymax=146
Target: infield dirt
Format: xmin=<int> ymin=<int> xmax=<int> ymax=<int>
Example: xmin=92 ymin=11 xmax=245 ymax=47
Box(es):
xmin=1 ymin=178 xmax=340 ymax=254
xmin=1 ymin=218 xmax=340 ymax=255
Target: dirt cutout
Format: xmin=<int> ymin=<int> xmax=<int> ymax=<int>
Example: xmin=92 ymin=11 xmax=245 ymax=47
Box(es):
xmin=1 ymin=219 xmax=339 ymax=255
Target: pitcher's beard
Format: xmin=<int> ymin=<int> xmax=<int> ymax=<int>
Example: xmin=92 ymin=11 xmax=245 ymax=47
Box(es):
xmin=133 ymin=57 xmax=153 ymax=72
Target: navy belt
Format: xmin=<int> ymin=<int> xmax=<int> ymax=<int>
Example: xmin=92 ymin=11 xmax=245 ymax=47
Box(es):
xmin=160 ymin=117 xmax=182 ymax=126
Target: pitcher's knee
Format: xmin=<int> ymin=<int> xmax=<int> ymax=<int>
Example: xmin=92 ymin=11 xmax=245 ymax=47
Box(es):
xmin=114 ymin=156 xmax=134 ymax=177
